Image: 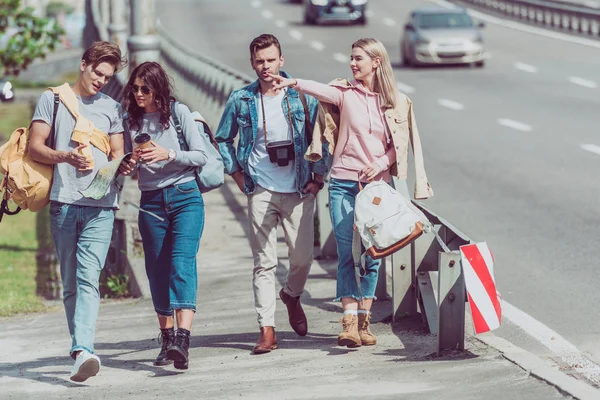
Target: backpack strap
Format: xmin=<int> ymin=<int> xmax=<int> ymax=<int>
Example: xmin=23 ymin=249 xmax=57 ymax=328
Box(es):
xmin=48 ymin=93 xmax=60 ymax=150
xmin=170 ymin=101 xmax=189 ymax=151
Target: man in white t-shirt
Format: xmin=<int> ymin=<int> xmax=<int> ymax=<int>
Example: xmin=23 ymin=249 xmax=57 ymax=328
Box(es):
xmin=29 ymin=41 xmax=126 ymax=381
xmin=216 ymin=34 xmax=328 ymax=354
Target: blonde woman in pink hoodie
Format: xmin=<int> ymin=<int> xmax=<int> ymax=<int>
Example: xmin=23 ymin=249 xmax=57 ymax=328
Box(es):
xmin=270 ymin=38 xmax=433 ymax=348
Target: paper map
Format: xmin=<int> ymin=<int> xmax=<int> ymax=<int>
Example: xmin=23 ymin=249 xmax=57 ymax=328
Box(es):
xmin=79 ymin=153 xmax=132 ymax=200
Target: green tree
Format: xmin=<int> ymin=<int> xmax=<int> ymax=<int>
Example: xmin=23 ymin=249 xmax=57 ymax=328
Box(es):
xmin=0 ymin=0 xmax=64 ymax=76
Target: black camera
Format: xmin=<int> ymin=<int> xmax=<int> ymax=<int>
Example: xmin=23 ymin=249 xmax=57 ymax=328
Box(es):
xmin=266 ymin=140 xmax=295 ymax=167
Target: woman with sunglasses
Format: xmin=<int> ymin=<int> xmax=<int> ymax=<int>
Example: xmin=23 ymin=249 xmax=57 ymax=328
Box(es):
xmin=119 ymin=61 xmax=208 ymax=370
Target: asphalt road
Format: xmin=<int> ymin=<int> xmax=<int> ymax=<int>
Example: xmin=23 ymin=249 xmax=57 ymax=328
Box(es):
xmin=156 ymin=0 xmax=600 ymax=377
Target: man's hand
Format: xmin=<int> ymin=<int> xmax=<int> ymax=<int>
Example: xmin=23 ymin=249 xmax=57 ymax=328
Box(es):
xmin=231 ymin=171 xmax=245 ymax=193
xmin=118 ymin=156 xmax=137 ymax=175
xmin=303 ymin=174 xmax=323 ymax=197
xmin=63 ymin=144 xmax=91 ymax=169
xmin=137 ymin=141 xmax=169 ymax=165
xmin=302 ymin=182 xmax=320 ymax=197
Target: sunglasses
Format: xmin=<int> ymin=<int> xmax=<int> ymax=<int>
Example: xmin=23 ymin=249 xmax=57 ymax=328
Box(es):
xmin=131 ymin=84 xmax=151 ymax=95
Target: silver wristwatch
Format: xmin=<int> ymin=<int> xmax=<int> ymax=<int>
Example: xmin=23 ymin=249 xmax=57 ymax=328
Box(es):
xmin=167 ymin=149 xmax=176 ymax=162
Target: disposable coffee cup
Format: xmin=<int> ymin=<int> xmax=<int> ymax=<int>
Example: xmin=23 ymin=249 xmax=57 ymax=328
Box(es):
xmin=134 ymin=133 xmax=152 ymax=149
xmin=78 ymin=144 xmax=94 ymax=170
xmin=133 ymin=133 xmax=152 ymax=162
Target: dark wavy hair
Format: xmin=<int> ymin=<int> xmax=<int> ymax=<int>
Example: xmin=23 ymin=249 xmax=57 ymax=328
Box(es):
xmin=122 ymin=62 xmax=174 ymax=132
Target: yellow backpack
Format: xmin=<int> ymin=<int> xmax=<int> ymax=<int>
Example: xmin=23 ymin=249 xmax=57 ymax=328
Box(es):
xmin=0 ymin=84 xmax=112 ymax=220
xmin=0 ymin=91 xmax=60 ymax=219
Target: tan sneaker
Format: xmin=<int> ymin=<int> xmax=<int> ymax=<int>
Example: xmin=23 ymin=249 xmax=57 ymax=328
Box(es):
xmin=358 ymin=313 xmax=377 ymax=346
xmin=337 ymin=314 xmax=361 ymax=348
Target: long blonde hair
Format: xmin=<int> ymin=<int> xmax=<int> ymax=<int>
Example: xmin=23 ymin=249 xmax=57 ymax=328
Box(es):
xmin=352 ymin=38 xmax=397 ymax=109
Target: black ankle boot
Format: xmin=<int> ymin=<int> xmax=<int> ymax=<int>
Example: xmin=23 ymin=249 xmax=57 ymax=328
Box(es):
xmin=155 ymin=328 xmax=175 ymax=366
xmin=166 ymin=328 xmax=190 ymax=370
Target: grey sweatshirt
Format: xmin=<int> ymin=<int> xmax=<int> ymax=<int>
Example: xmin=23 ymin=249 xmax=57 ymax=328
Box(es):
xmin=129 ymin=103 xmax=208 ymax=191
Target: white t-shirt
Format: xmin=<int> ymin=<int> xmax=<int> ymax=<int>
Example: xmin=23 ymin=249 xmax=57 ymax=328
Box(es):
xmin=248 ymin=90 xmax=296 ymax=193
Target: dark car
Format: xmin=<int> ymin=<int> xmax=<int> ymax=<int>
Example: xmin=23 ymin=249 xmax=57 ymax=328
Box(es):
xmin=0 ymin=78 xmax=14 ymax=102
xmin=304 ymin=0 xmax=367 ymax=25
xmin=401 ymin=7 xmax=487 ymax=67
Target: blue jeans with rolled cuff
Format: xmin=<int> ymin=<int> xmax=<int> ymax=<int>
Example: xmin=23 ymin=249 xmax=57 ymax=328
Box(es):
xmin=138 ymin=180 xmax=204 ymax=316
xmin=328 ymin=178 xmax=380 ymax=302
xmin=50 ymin=201 xmax=115 ymax=358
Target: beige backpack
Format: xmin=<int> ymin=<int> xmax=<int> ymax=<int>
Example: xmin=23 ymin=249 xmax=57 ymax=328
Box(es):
xmin=0 ymin=84 xmax=110 ymax=220
xmin=0 ymin=91 xmax=60 ymax=218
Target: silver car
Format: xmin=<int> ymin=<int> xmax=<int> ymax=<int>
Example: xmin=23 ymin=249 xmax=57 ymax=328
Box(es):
xmin=401 ymin=7 xmax=486 ymax=67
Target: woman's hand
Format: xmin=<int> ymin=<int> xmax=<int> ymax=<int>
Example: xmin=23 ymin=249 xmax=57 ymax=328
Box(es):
xmin=137 ymin=141 xmax=169 ymax=165
xmin=268 ymin=73 xmax=297 ymax=91
xmin=359 ymin=162 xmax=383 ymax=182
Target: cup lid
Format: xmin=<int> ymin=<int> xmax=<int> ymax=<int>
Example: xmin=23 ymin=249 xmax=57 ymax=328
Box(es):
xmin=134 ymin=133 xmax=151 ymax=143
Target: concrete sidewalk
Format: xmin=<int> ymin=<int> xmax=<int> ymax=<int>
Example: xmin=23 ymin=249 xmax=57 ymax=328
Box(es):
xmin=0 ymin=178 xmax=589 ymax=399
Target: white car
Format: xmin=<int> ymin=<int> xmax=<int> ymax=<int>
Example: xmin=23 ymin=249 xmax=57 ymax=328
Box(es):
xmin=401 ymin=7 xmax=487 ymax=67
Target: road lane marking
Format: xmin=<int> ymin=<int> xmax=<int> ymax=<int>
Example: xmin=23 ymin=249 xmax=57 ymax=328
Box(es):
xmin=251 ymin=0 xmax=261 ymax=8
xmin=437 ymin=98 xmax=464 ymax=110
xmin=569 ymin=76 xmax=598 ymax=89
xmin=333 ymin=53 xmax=347 ymax=63
xmin=397 ymin=81 xmax=415 ymax=94
xmin=503 ymin=301 xmax=600 ymax=385
xmin=581 ymin=144 xmax=600 ymax=155
xmin=433 ymin=0 xmax=600 ymax=49
xmin=497 ymin=118 xmax=533 ymax=132
xmin=289 ymin=29 xmax=303 ymax=41
xmin=261 ymin=10 xmax=273 ymax=19
xmin=383 ymin=17 xmax=396 ymax=27
xmin=514 ymin=62 xmax=538 ymax=73
xmin=275 ymin=20 xmax=287 ymax=28
xmin=310 ymin=40 xmax=325 ymax=51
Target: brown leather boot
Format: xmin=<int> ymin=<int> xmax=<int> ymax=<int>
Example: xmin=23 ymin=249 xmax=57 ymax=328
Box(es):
xmin=358 ymin=313 xmax=377 ymax=346
xmin=279 ymin=289 xmax=308 ymax=336
xmin=337 ymin=314 xmax=361 ymax=348
xmin=253 ymin=326 xmax=278 ymax=354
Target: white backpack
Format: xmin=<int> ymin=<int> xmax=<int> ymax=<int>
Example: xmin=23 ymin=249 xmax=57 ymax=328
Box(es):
xmin=352 ymin=180 xmax=431 ymax=282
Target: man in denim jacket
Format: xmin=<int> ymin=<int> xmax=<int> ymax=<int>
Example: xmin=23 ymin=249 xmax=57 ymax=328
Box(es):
xmin=216 ymin=34 xmax=328 ymax=354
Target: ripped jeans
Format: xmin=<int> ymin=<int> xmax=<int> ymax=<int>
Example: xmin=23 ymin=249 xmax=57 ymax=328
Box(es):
xmin=328 ymin=178 xmax=380 ymax=302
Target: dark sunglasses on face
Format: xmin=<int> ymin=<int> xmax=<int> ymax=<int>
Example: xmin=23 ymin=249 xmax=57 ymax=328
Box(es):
xmin=131 ymin=85 xmax=151 ymax=95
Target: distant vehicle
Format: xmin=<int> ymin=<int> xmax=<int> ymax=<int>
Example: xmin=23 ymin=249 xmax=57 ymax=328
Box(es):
xmin=304 ymin=0 xmax=367 ymax=26
xmin=401 ymin=7 xmax=486 ymax=67
xmin=0 ymin=78 xmax=14 ymax=102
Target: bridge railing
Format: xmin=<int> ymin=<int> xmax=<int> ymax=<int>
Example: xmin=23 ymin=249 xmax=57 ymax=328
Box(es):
xmin=454 ymin=0 xmax=600 ymax=36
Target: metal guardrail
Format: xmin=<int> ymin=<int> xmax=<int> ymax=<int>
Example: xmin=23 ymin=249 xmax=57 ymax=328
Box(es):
xmin=157 ymin=23 xmax=253 ymax=127
xmin=89 ymin=0 xmax=473 ymax=352
xmin=454 ymin=0 xmax=600 ymax=36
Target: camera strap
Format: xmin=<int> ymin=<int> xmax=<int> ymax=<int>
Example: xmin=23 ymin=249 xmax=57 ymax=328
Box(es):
xmin=259 ymin=89 xmax=294 ymax=145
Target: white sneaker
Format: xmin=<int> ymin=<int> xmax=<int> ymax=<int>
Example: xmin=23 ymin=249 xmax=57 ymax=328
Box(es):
xmin=70 ymin=350 xmax=101 ymax=382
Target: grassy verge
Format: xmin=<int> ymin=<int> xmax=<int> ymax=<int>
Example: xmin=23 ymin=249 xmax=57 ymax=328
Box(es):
xmin=0 ymin=208 xmax=46 ymax=317
xmin=0 ymin=103 xmax=46 ymax=317
xmin=0 ymin=103 xmax=32 ymax=142
xmin=10 ymin=71 xmax=80 ymax=89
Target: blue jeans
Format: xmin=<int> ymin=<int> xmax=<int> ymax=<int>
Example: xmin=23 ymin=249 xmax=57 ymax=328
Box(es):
xmin=328 ymin=178 xmax=380 ymax=301
xmin=138 ymin=180 xmax=204 ymax=316
xmin=50 ymin=202 xmax=115 ymax=358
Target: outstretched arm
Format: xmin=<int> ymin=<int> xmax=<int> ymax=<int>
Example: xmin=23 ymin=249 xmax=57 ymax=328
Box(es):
xmin=269 ymin=74 xmax=343 ymax=106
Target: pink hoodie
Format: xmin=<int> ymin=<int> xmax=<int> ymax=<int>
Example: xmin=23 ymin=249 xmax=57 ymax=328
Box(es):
xmin=295 ymin=79 xmax=396 ymax=183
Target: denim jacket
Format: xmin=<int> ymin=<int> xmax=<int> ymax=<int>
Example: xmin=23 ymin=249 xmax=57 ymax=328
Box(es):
xmin=215 ymin=71 xmax=329 ymax=196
